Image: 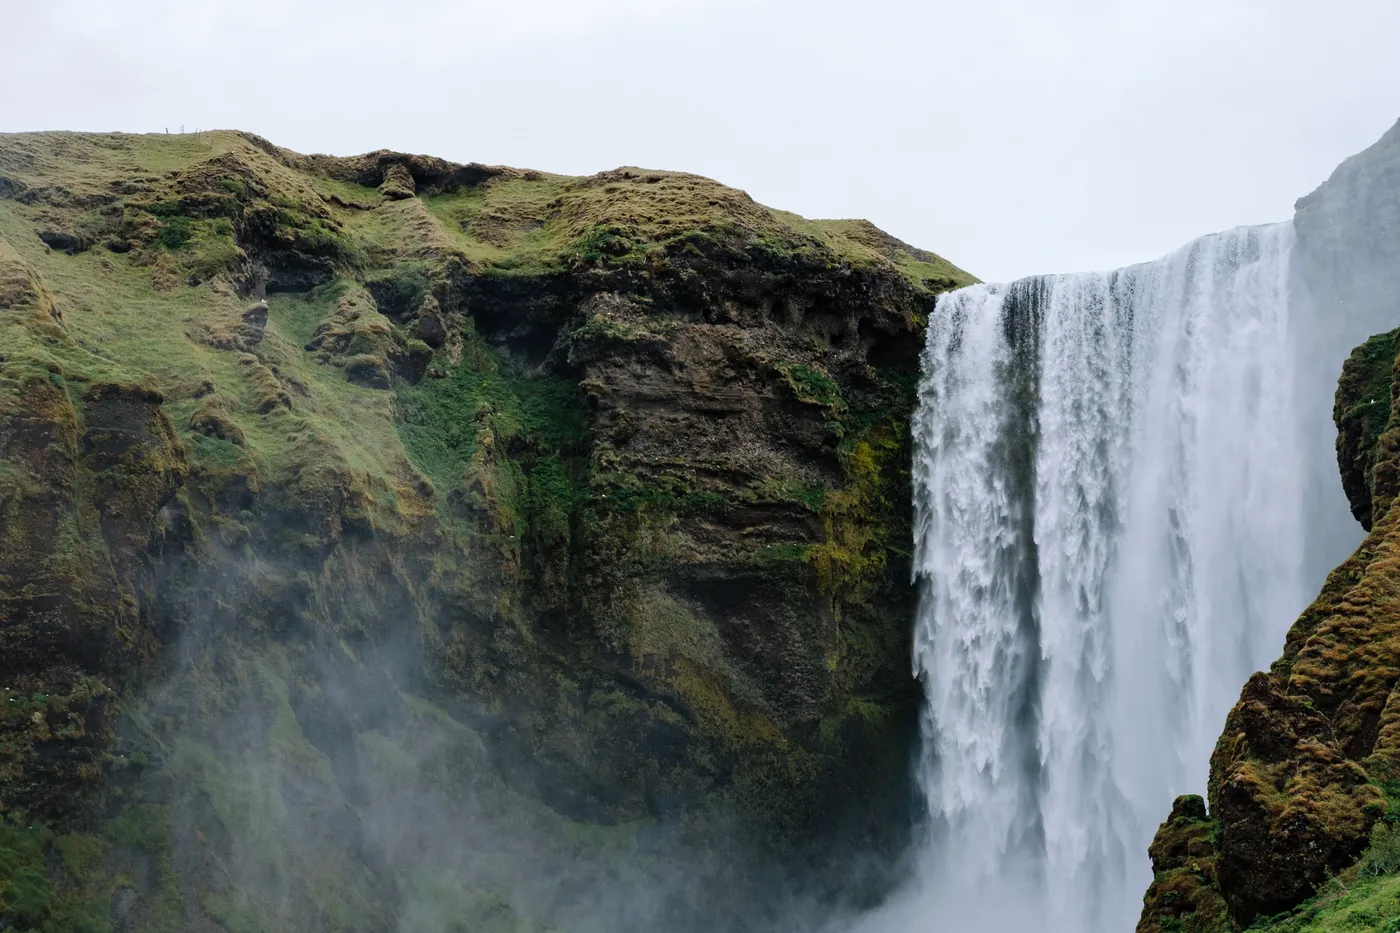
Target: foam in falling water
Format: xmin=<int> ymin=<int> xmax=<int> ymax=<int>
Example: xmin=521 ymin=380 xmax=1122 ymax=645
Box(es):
xmin=902 ymin=222 xmax=1319 ymax=932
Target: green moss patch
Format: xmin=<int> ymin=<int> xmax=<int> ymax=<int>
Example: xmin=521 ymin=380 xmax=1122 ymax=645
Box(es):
xmin=395 ymin=334 xmax=588 ymax=495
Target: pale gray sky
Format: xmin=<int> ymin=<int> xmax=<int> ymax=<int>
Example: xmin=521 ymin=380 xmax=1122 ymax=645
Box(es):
xmin=2 ymin=0 xmax=1397 ymax=282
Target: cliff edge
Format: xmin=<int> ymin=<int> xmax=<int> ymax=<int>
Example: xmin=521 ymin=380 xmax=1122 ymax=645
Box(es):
xmin=0 ymin=130 xmax=974 ymax=931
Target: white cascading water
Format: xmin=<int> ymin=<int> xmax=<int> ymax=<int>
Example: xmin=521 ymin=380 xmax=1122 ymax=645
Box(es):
xmin=902 ymin=222 xmax=1322 ymax=932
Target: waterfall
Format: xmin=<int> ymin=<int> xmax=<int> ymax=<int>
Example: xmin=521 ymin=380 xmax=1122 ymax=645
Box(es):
xmin=902 ymin=221 xmax=1331 ymax=932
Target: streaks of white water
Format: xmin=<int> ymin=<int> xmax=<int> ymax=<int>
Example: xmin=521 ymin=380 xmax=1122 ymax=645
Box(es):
xmin=1034 ymin=274 xmax=1136 ymax=930
xmin=912 ymin=282 xmax=1040 ymax=892
xmin=908 ymin=222 xmax=1309 ymax=932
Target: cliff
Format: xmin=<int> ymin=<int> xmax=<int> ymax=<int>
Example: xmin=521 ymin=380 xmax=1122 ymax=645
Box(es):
xmin=0 ymin=131 xmax=974 ymax=931
xmin=1138 ymin=121 xmax=1400 ymax=933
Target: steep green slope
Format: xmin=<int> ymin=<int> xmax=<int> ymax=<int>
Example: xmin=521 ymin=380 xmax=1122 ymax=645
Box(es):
xmin=0 ymin=130 xmax=974 ymax=932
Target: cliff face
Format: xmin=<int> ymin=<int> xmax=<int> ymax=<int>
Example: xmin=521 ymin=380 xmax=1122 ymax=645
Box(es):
xmin=0 ymin=131 xmax=974 ymax=931
xmin=1139 ymin=122 xmax=1400 ymax=933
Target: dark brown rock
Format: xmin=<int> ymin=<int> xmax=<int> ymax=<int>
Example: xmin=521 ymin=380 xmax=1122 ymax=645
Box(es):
xmin=238 ymin=298 xmax=268 ymax=345
xmin=411 ymin=295 xmax=448 ymax=348
xmin=36 ymin=226 xmax=91 ymax=254
xmin=1209 ymin=673 xmax=1380 ymax=926
xmin=0 ymin=373 xmax=186 ymax=823
xmin=188 ymin=396 xmax=246 ymax=446
xmin=345 ymin=354 xmax=391 ymax=389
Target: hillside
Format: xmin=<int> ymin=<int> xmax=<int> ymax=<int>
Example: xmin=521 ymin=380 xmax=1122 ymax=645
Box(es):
xmin=0 ymin=130 xmax=974 ymax=932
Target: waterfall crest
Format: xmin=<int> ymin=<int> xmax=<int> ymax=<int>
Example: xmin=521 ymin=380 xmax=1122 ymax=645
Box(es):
xmin=906 ymin=222 xmax=1318 ymax=932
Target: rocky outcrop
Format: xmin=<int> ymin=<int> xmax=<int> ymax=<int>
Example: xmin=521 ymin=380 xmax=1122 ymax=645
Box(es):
xmin=0 ymin=244 xmax=188 ymax=823
xmin=1335 ymin=328 xmax=1400 ymax=529
xmin=0 ymin=130 xmax=974 ymax=931
xmin=1136 ymin=795 xmax=1229 ymax=933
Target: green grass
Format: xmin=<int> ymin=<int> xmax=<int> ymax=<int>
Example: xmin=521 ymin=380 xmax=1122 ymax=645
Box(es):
xmin=410 ymin=165 xmax=976 ymax=289
xmin=394 ymin=330 xmax=589 ymax=495
xmin=417 ymin=174 xmax=578 ymax=268
xmin=1250 ymin=875 xmax=1400 ymax=931
xmin=775 ymin=213 xmax=978 ymax=293
xmin=779 ymin=362 xmax=845 ymax=410
xmin=0 ymin=132 xmax=238 ymax=200
xmin=1336 ymin=330 xmax=1397 ymax=427
xmin=0 ymin=805 xmax=183 ymax=933
xmin=156 ymin=215 xmax=192 ymax=249
xmin=1 ymin=130 xmax=975 ymax=297
xmin=743 ymin=476 xmax=827 ymax=512
xmin=0 ymin=195 xmax=421 ymax=545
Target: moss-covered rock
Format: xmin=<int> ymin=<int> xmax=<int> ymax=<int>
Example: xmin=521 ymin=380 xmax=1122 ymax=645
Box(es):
xmin=0 ymin=129 xmax=976 ymax=930
xmin=1334 ymin=328 xmax=1400 ymax=529
xmin=1137 ymin=795 xmax=1229 ymax=933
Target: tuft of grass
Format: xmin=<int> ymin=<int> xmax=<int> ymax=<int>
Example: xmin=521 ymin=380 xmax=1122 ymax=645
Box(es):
xmin=410 ymin=166 xmax=974 ymax=292
xmin=744 ymin=475 xmax=827 ymax=512
xmin=156 ymin=215 xmax=192 ymax=249
xmin=779 ymin=362 xmax=845 ymax=411
xmin=1359 ymin=821 xmax=1400 ymax=877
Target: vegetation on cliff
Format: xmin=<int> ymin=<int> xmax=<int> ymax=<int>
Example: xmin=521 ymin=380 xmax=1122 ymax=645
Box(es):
xmin=0 ymin=130 xmax=973 ymax=931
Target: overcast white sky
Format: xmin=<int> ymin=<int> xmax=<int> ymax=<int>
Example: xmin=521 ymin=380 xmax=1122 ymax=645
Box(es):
xmin=2 ymin=0 xmax=1396 ymax=281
